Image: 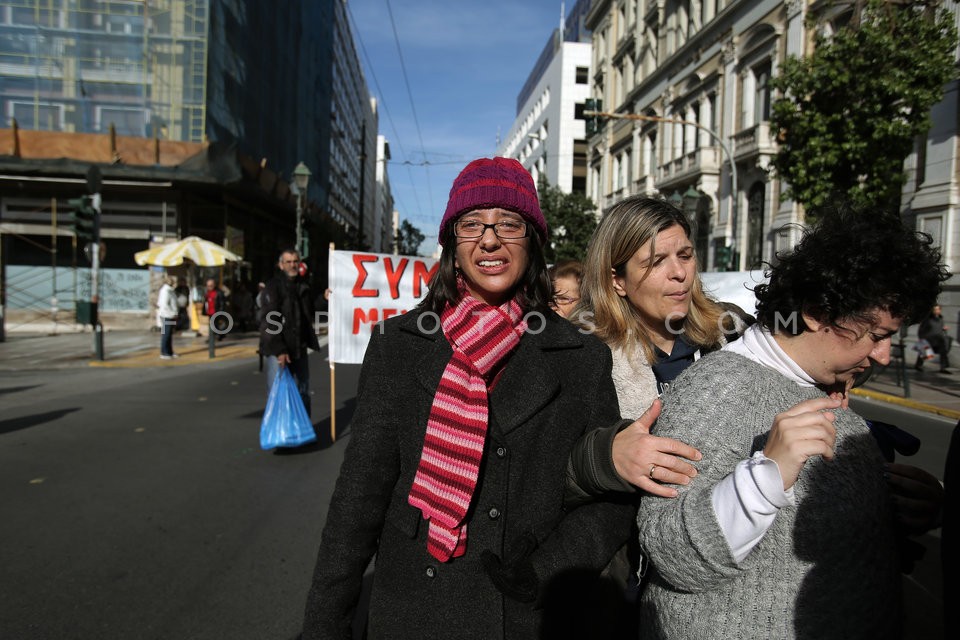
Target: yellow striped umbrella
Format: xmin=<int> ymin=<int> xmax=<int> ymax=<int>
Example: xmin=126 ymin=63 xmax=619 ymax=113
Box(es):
xmin=134 ymin=236 xmax=242 ymax=267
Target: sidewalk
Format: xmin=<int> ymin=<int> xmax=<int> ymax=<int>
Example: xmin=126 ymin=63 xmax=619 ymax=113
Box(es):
xmin=853 ymin=360 xmax=960 ymax=420
xmin=0 ymin=327 xmax=262 ymax=371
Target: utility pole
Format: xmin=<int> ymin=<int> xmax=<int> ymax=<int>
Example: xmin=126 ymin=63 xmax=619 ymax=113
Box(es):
xmin=584 ymin=109 xmax=739 ymax=269
xmin=87 ymin=165 xmax=104 ymax=360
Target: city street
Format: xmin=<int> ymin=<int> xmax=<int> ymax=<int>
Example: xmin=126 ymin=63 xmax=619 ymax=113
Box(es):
xmin=0 ymin=337 xmax=953 ymax=639
xmin=0 ymin=349 xmax=359 ymax=640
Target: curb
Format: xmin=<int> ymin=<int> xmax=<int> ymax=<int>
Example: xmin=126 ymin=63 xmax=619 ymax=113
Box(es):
xmin=88 ymin=344 xmax=259 ymax=368
xmin=849 ymin=387 xmax=960 ymax=421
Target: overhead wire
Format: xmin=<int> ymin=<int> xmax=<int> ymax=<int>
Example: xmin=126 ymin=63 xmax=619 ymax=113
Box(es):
xmin=345 ymin=0 xmax=422 ymax=221
xmin=384 ymin=0 xmax=435 ymax=217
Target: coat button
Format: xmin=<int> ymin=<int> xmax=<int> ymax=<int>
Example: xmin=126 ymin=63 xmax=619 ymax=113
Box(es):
xmin=496 ymin=446 xmax=507 ymax=458
xmin=488 ymin=507 xmax=501 ymax=520
xmin=426 ymin=566 xmax=436 ymax=578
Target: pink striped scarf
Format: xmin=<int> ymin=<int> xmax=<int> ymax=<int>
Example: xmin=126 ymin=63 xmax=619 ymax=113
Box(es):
xmin=408 ymin=295 xmax=527 ymax=562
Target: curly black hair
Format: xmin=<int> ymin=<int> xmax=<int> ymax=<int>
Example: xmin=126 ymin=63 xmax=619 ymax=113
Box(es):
xmin=755 ymin=208 xmax=949 ymax=335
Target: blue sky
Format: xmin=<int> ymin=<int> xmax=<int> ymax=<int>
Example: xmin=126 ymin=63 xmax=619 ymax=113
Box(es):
xmin=347 ymin=0 xmax=569 ymax=249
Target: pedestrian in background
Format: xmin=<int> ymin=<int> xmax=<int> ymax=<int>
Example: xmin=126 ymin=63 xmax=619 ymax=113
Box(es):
xmin=258 ymin=249 xmax=319 ymax=416
xmin=174 ymin=277 xmax=190 ymax=332
xmin=302 ymin=157 xmax=635 ymax=639
xmin=156 ymin=275 xmax=180 ymax=360
xmin=916 ymin=303 xmax=952 ymax=373
xmin=547 ymin=259 xmax=582 ymax=319
xmin=634 ymin=210 xmax=948 ymax=639
xmin=203 ymin=278 xmax=227 ymax=340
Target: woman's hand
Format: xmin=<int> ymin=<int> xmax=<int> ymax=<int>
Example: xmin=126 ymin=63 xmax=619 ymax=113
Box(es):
xmin=612 ymin=399 xmax=703 ymax=498
xmin=763 ymin=397 xmax=840 ymax=491
xmin=885 ymin=463 xmax=944 ymax=535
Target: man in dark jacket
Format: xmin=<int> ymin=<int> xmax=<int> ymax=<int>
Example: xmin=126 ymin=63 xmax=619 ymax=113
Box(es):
xmin=259 ymin=249 xmax=320 ymax=415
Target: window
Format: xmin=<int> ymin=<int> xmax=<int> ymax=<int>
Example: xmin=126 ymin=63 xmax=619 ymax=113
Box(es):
xmin=708 ymin=92 xmax=718 ymax=134
xmin=10 ymin=102 xmax=63 ymax=131
xmin=645 ymin=132 xmax=657 ymax=177
xmin=97 ymin=106 xmax=147 ymax=136
xmin=695 ymin=199 xmax=710 ymax=271
xmin=919 ymin=215 xmax=943 ymax=248
xmin=747 ymin=183 xmax=765 ymax=269
xmin=753 ymin=61 xmax=771 ymax=123
xmin=576 ymin=66 xmax=589 ymax=84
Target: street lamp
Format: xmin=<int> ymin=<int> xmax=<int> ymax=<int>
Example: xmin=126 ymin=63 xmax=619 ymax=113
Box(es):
xmin=668 ymin=191 xmax=683 ymax=208
xmin=293 ymin=162 xmax=311 ymax=258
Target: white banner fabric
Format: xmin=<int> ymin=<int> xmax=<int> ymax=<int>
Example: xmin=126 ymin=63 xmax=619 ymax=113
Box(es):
xmin=328 ymin=250 xmax=438 ymax=364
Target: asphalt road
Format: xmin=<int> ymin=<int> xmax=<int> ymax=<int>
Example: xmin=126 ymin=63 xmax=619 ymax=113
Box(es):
xmin=0 ymin=350 xmax=950 ymax=639
xmin=0 ymin=351 xmax=360 ymax=640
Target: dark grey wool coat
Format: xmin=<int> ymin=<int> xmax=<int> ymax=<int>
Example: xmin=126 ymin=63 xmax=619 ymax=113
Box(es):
xmin=302 ymin=309 xmax=635 ymax=640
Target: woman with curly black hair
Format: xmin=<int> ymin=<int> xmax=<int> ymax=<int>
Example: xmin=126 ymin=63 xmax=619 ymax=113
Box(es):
xmin=634 ymin=210 xmax=948 ymax=639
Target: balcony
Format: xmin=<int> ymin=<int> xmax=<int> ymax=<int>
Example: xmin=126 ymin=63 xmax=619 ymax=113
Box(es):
xmin=733 ymin=122 xmax=776 ymax=162
xmin=657 ymin=145 xmax=723 ymax=190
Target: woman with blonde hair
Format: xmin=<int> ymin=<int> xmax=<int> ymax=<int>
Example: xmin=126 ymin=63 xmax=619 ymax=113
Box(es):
xmin=568 ymin=194 xmax=745 ymax=500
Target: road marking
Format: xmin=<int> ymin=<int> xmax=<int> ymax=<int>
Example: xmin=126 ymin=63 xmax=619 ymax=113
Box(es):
xmin=849 ymin=388 xmax=960 ymax=420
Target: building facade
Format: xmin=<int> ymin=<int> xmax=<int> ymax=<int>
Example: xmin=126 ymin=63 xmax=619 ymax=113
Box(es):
xmin=497 ymin=0 xmax=594 ymax=194
xmin=584 ymin=0 xmax=960 ymax=288
xmin=586 ymin=0 xmax=808 ymax=272
xmin=0 ymin=0 xmax=388 ymax=333
xmin=0 ymin=0 xmax=209 ymax=141
xmin=373 ymin=133 xmax=395 ymax=254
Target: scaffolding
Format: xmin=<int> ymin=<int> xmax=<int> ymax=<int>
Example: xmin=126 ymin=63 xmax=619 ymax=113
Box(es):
xmin=0 ymin=0 xmax=208 ymax=142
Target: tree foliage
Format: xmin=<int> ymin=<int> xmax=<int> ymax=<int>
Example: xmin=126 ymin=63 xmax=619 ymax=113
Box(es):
xmin=537 ymin=177 xmax=599 ymax=264
xmin=394 ymin=219 xmax=425 ymax=256
xmin=770 ymin=0 xmax=957 ymax=216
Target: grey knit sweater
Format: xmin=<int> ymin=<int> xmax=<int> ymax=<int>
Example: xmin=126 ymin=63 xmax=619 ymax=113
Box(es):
xmin=637 ymin=351 xmax=901 ymax=639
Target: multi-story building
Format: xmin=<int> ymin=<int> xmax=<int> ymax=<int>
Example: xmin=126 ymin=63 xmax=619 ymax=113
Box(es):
xmin=497 ymin=0 xmax=594 ymax=194
xmin=0 ymin=0 xmax=208 ymax=140
xmin=0 ymin=0 xmax=388 ymax=332
xmin=373 ymin=133 xmax=395 ymax=254
xmin=586 ymin=0 xmax=803 ymax=272
xmin=584 ymin=0 xmax=960 ymax=291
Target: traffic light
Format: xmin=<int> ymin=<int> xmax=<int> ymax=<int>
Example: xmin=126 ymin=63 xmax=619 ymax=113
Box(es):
xmin=68 ymin=195 xmax=97 ymax=241
xmin=585 ymin=98 xmax=604 ymax=136
xmin=585 ymin=98 xmax=597 ymax=136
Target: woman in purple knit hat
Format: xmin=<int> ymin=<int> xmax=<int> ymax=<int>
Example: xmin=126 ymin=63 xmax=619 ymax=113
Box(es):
xmin=302 ymin=157 xmax=638 ymax=639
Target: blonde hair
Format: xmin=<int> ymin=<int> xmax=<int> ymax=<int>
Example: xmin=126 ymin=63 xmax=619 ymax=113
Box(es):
xmin=572 ymin=195 xmax=725 ymax=364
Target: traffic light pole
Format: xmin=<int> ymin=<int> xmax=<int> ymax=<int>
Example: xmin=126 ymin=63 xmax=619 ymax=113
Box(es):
xmin=584 ymin=110 xmax=740 ymax=270
xmin=91 ymin=192 xmax=104 ymax=360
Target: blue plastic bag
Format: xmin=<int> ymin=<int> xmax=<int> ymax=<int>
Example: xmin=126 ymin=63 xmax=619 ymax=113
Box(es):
xmin=260 ymin=367 xmax=316 ymax=449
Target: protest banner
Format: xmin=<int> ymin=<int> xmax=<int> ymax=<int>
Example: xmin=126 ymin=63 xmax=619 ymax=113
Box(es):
xmin=327 ymin=249 xmax=438 ymax=365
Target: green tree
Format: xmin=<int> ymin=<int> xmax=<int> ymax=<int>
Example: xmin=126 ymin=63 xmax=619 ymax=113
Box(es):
xmin=394 ymin=219 xmax=425 ymax=256
xmin=770 ymin=0 xmax=957 ymax=216
xmin=537 ymin=177 xmax=599 ymax=263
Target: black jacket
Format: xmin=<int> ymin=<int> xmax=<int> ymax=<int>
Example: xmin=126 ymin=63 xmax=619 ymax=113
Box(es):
xmin=257 ymin=274 xmax=320 ymax=357
xmin=302 ymin=309 xmax=635 ymax=640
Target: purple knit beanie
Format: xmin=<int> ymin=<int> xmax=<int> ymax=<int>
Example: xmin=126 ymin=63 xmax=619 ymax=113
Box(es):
xmin=439 ymin=157 xmax=547 ymax=244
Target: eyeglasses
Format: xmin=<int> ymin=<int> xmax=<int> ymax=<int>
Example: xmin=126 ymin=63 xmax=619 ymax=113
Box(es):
xmin=554 ymin=296 xmax=580 ymax=306
xmin=454 ymin=219 xmax=529 ymax=239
